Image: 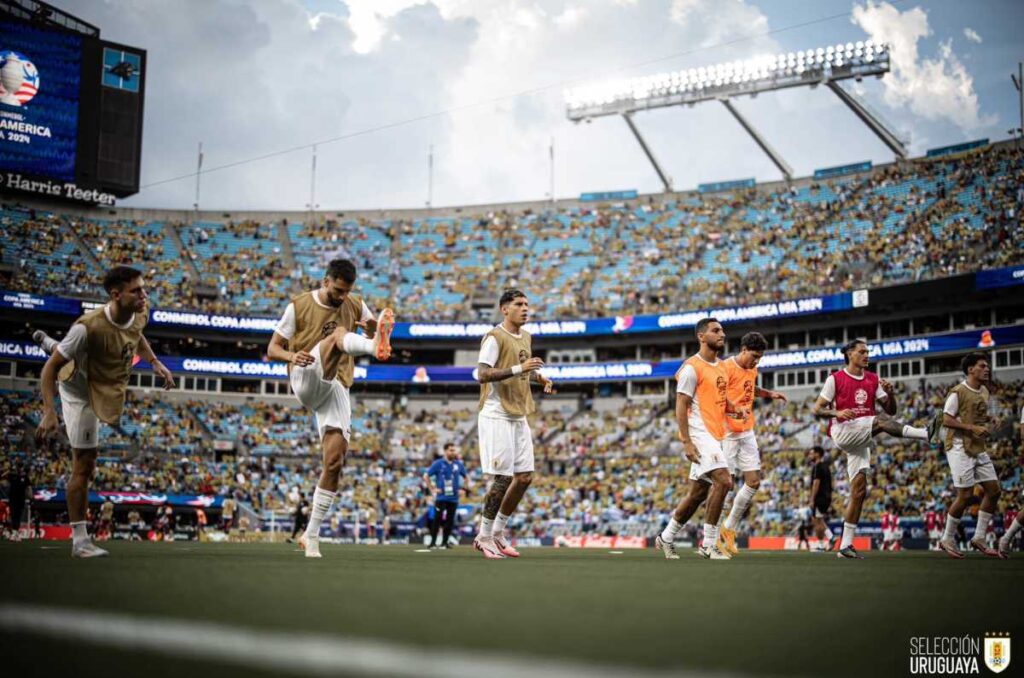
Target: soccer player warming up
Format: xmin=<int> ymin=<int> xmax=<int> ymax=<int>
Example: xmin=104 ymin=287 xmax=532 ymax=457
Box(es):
xmin=717 ymin=331 xmax=787 ymax=556
xmin=34 ymin=266 xmax=176 ymax=558
xmin=473 ymin=289 xmax=554 ymax=559
xmin=267 ymin=258 xmax=394 ymax=559
xmin=936 ymin=352 xmax=1003 ymax=559
xmin=812 ymin=339 xmax=942 ymax=559
xmin=656 ymin=317 xmax=741 ymax=561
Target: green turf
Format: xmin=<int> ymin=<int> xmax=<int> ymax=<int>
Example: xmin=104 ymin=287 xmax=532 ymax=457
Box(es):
xmin=0 ymin=541 xmax=1020 ymax=677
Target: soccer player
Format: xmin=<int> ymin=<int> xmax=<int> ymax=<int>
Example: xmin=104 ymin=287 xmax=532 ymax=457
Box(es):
xmin=267 ymin=258 xmax=394 ymax=559
xmin=936 ymin=352 xmax=1003 ymax=559
xmin=98 ymin=498 xmax=115 ymax=541
xmin=473 ymin=289 xmax=554 ymax=559
xmin=424 ymin=442 xmax=467 ymax=549
xmin=924 ymin=503 xmax=942 ymax=551
xmin=656 ymin=317 xmax=741 ymax=561
xmin=718 ymin=331 xmax=787 ymax=556
xmin=999 ymin=506 xmax=1021 ymax=557
xmin=808 ymin=446 xmax=835 ymax=551
xmin=812 ymin=339 xmax=942 ymax=559
xmin=881 ymin=504 xmax=902 ymax=551
xmin=34 ymin=266 xmax=175 ymax=558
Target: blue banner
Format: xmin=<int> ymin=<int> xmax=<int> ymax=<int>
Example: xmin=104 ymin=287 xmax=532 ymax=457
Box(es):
xmin=4 ymin=325 xmax=1021 ymax=383
xmin=32 ymin=488 xmax=224 ymax=508
xmin=698 ymin=178 xmax=755 ymax=193
xmin=0 ymin=289 xmax=863 ymax=340
xmin=579 ymin=189 xmax=638 ymax=202
xmin=0 ymin=20 xmax=82 ymax=182
xmin=813 ymin=161 xmax=871 ymax=179
xmin=975 ymin=265 xmax=1024 ymax=290
xmin=925 ymin=139 xmax=988 ymax=158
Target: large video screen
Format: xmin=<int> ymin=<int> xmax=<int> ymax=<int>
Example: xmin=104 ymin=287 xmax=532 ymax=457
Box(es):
xmin=0 ymin=19 xmax=82 ymax=182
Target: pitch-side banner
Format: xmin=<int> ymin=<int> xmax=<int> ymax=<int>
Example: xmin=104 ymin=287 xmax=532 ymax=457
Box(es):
xmin=0 ymin=289 xmax=863 ymax=339
xmin=975 ymin=265 xmax=1024 ymax=290
xmin=32 ymin=488 xmax=224 ymax=508
xmin=2 ymin=325 xmax=1020 ymax=383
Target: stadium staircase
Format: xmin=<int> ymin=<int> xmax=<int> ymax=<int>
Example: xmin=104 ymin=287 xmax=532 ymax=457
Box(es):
xmin=164 ymin=222 xmax=201 ymax=280
xmin=61 ymin=217 xmax=102 ymax=272
xmin=278 ymin=219 xmax=297 ymax=270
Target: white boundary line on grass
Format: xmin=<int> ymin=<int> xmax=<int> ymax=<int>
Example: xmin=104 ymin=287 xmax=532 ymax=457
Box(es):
xmin=0 ymin=603 xmax=750 ymax=678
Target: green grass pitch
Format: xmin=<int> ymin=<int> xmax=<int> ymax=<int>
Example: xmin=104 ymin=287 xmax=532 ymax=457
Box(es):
xmin=1 ymin=541 xmax=1019 ymax=677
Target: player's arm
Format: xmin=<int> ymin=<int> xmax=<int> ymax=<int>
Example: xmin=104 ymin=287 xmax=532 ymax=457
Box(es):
xmin=136 ymin=335 xmax=176 ymax=389
xmin=267 ymin=332 xmax=314 ymax=366
xmin=755 ymin=386 xmax=787 ymax=402
xmin=877 ymin=379 xmax=897 ymax=415
xmin=36 ymin=348 xmax=71 ymax=443
xmin=942 ymin=413 xmax=988 ymax=438
xmin=529 ymin=369 xmax=555 ymax=393
xmin=675 ymin=393 xmax=700 ymax=463
xmin=477 ymin=357 xmax=543 ymax=383
xmin=810 ymin=476 xmax=820 ymax=508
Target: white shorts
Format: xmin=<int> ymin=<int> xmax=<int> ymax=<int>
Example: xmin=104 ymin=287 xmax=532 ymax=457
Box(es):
xmin=289 ymin=343 xmax=351 ymax=442
xmin=478 ymin=414 xmax=534 ymax=475
xmin=687 ymin=430 xmax=729 ymax=483
xmin=830 ymin=416 xmax=874 ymax=481
xmin=723 ymin=431 xmax=760 ymax=473
xmin=946 ymin=443 xmax=997 ymax=488
xmin=60 ymin=396 xmax=99 ymax=449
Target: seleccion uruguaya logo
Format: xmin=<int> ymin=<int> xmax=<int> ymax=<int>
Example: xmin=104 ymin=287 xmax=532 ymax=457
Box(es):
xmin=909 ymin=633 xmax=1011 ymax=674
xmin=0 ymin=51 xmax=39 ymax=107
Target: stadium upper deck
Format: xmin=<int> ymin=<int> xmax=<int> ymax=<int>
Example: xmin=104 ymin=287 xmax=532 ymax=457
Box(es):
xmin=2 ymin=141 xmax=1021 ymax=322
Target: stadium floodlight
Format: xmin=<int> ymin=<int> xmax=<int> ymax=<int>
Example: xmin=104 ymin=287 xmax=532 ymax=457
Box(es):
xmin=566 ymin=42 xmax=905 ymax=189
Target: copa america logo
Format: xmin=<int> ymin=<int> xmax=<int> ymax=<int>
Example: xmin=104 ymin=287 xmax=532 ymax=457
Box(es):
xmin=0 ymin=51 xmax=40 ymax=107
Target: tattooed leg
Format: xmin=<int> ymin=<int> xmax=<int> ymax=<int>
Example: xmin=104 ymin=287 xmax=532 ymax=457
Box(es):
xmin=483 ymin=475 xmax=512 ymax=520
xmin=498 ymin=472 xmax=534 ymax=516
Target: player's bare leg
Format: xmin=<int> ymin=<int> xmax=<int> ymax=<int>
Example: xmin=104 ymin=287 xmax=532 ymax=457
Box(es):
xmin=656 ymin=480 xmax=709 ymax=559
xmin=999 ymin=510 xmax=1023 ymax=557
xmin=721 ymin=469 xmax=759 ymax=556
xmin=68 ymin=448 xmax=107 ymax=558
xmin=321 ymin=310 xmax=395 ymax=361
xmin=491 ymin=471 xmax=532 ymax=557
xmin=971 ymin=480 xmax=1002 ymax=558
xmin=698 ymin=468 xmax=733 ymax=560
xmin=873 ymin=412 xmax=943 ymax=443
xmin=32 ymin=330 xmax=58 ymax=355
xmin=300 ymin=428 xmax=347 ymax=559
xmin=475 ymin=475 xmax=511 ymax=558
xmin=837 ymin=471 xmax=867 ymax=559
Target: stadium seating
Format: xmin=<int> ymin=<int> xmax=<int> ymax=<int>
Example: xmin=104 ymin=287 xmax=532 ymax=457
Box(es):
xmin=4 ymin=145 xmax=1021 ymax=319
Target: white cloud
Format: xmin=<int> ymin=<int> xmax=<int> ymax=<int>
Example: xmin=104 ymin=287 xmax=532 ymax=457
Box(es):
xmin=851 ymin=1 xmax=994 ymax=134
xmin=962 ymin=27 xmax=981 ymax=44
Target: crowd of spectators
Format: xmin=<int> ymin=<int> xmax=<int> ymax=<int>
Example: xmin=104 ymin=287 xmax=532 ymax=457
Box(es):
xmin=3 ymin=377 xmax=1021 ymax=540
xmin=5 ymin=145 xmax=1020 ymax=321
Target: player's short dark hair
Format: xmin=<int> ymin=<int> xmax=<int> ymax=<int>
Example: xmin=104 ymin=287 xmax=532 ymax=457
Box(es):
xmin=960 ymin=352 xmax=989 ymax=375
xmin=102 ymin=265 xmax=143 ymax=294
xmin=499 ymin=288 xmax=526 ymax=308
xmin=695 ymin=317 xmax=719 ymax=338
xmin=325 ymin=258 xmax=357 ymax=283
xmin=740 ymin=332 xmax=768 ymax=353
xmin=842 ymin=339 xmax=867 ymax=365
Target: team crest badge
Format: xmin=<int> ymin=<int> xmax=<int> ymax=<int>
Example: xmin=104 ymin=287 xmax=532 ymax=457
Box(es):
xmin=854 ymin=388 xmax=868 ymax=405
xmin=985 ymin=635 xmax=1010 ymax=674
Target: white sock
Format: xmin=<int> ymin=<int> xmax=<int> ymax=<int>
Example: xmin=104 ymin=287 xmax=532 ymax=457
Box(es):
xmin=975 ymin=511 xmax=992 ymax=541
xmin=493 ymin=512 xmax=510 ymax=536
xmin=942 ymin=514 xmax=960 ymax=543
xmin=702 ymin=523 xmax=719 ymax=549
xmin=42 ymin=336 xmax=58 ymax=353
xmin=71 ymin=520 xmax=89 ymax=545
xmin=1003 ymin=518 xmax=1022 ymax=543
xmin=824 ymin=526 xmax=833 ymax=540
xmin=661 ymin=517 xmax=683 ymax=544
xmin=478 ymin=517 xmax=494 ymax=538
xmin=342 ymin=332 xmax=376 ymax=356
xmin=304 ymin=487 xmax=336 ymax=540
xmin=840 ymin=522 xmax=856 ymax=549
xmin=901 ymin=425 xmax=927 ymax=440
xmin=724 ymin=484 xmax=757 ymax=531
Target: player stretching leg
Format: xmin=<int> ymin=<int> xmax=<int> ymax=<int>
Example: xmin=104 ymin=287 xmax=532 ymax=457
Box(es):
xmin=718 ymin=332 xmax=787 ymax=556
xmin=813 ymin=339 xmax=942 ymax=560
xmin=267 ymin=258 xmax=394 ymax=559
xmin=998 ymin=507 xmax=1022 ymax=557
xmin=35 ymin=266 xmax=175 ymax=558
xmin=474 ymin=289 xmax=554 ymax=559
xmin=937 ymin=353 xmax=1003 ymax=559
xmin=656 ymin=318 xmax=739 ymax=561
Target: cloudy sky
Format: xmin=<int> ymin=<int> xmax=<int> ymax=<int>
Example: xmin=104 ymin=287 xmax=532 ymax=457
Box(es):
xmin=66 ymin=0 xmax=1024 ymax=211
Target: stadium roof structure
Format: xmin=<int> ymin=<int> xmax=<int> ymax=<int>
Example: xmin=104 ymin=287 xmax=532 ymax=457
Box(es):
xmin=565 ymin=41 xmax=907 ymax=189
xmin=0 ymin=0 xmax=99 ymax=37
